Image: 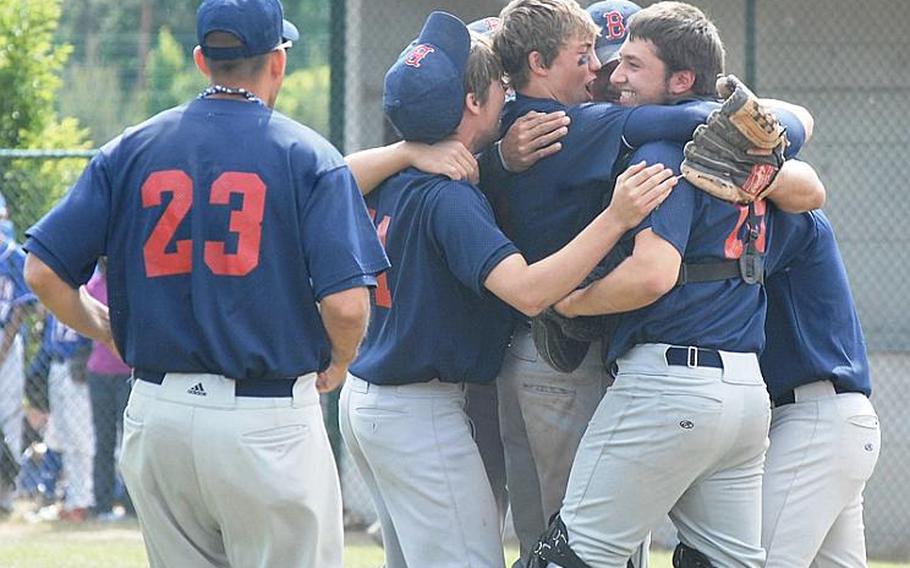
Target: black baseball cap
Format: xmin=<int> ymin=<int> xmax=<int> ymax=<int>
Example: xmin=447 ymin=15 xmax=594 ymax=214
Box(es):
xmin=197 ymin=0 xmax=300 ymax=61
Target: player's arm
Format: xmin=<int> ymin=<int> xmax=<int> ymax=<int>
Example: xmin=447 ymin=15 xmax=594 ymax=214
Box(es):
xmin=554 ymin=228 xmax=680 ymax=317
xmin=761 ymin=99 xmax=814 ymax=143
xmin=766 ymin=160 xmax=826 ymax=213
xmin=345 ymin=140 xmax=477 ymax=195
xmin=484 ymin=163 xmax=676 ymax=316
xmin=23 ymin=254 xmax=115 ymax=353
xmin=0 ymin=304 xmax=26 ymax=363
xmin=317 ymin=286 xmax=371 ymax=393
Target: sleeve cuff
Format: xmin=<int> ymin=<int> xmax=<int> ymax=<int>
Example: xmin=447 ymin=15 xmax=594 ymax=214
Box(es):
xmin=316 ymin=273 xmax=379 ymax=300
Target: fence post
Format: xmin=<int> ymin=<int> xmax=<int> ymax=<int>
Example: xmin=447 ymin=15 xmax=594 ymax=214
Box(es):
xmin=329 ymin=0 xmax=347 ymax=154
xmin=744 ymin=0 xmax=756 ymax=88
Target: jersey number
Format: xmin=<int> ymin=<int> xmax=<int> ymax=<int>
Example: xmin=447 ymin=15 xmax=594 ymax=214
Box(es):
xmin=724 ymin=199 xmax=767 ymax=259
xmin=142 ymin=170 xmax=266 ymax=278
xmin=368 ymin=209 xmax=392 ymax=308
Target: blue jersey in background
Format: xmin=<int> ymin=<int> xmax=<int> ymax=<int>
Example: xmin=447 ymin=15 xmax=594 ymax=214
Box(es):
xmin=0 ymin=239 xmax=35 ymax=327
xmin=42 ymin=315 xmax=90 ymax=361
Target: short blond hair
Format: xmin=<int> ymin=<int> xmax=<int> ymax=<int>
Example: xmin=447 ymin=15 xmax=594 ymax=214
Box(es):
xmin=494 ymin=0 xmax=599 ymax=90
xmin=466 ymin=33 xmax=504 ymax=106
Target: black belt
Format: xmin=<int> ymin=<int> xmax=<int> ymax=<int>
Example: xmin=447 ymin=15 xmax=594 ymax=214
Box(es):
xmin=665 ymin=347 xmax=723 ymax=369
xmin=134 ymin=370 xmax=297 ymax=398
xmin=773 ymin=384 xmax=865 ymax=407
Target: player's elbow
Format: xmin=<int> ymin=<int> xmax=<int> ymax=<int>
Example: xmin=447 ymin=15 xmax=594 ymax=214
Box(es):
xmin=320 ymin=287 xmax=371 ymax=329
xmin=24 ymin=254 xmax=60 ymax=299
xmin=640 ymin=265 xmax=677 ymax=301
xmin=807 ymin=178 xmax=827 ymax=209
xmin=511 ymin=296 xmax=547 ymax=318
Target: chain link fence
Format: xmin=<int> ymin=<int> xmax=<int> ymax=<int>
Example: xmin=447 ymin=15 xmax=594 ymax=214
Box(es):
xmin=0 ymin=0 xmax=907 ymax=561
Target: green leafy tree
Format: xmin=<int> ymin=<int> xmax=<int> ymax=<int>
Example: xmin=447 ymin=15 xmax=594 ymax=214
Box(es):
xmin=0 ymin=0 xmax=90 ymax=237
xmin=275 ymin=65 xmax=330 ymax=136
xmin=145 ymin=26 xmax=204 ymax=115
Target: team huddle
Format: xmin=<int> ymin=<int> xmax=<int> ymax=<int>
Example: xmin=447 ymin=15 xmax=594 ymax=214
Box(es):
xmin=21 ymin=0 xmax=880 ymax=567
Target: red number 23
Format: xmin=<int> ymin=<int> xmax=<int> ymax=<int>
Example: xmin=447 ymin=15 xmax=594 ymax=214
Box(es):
xmin=142 ymin=170 xmax=266 ymax=278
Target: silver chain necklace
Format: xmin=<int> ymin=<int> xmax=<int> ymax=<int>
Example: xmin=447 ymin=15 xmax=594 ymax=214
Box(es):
xmin=198 ymin=84 xmax=265 ymax=106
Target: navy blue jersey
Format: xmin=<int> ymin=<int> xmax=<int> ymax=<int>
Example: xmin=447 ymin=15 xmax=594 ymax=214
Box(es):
xmin=26 ymin=98 xmax=389 ymax=380
xmin=607 ymin=141 xmax=776 ymax=362
xmin=493 ymin=95 xmax=806 ymax=265
xmin=0 ymin=239 xmax=35 ymax=326
xmin=761 ymin=210 xmax=871 ymax=399
xmin=42 ymin=315 xmax=90 ymax=361
xmin=350 ymin=169 xmax=519 ymax=385
xmin=493 ymin=95 xmax=717 ymax=263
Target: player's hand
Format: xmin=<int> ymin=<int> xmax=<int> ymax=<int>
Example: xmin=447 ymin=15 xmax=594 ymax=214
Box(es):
xmin=405 ymin=140 xmax=477 ymax=182
xmin=606 ymin=161 xmax=677 ymax=230
xmin=316 ymin=361 xmax=348 ymax=393
xmin=500 ymin=111 xmax=570 ymax=173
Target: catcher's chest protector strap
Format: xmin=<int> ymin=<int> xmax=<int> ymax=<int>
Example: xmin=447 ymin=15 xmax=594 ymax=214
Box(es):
xmin=676 ymin=202 xmax=765 ymax=286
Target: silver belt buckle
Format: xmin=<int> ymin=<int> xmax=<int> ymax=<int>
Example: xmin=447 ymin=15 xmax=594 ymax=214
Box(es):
xmin=687 ymin=346 xmax=698 ymax=368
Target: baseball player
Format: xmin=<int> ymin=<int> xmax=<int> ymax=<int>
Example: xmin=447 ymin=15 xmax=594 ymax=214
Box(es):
xmin=23 ymin=0 xmax=389 ymax=566
xmin=339 ymin=11 xmax=676 ymax=568
xmin=41 ymin=313 xmax=94 ymax=521
xmin=528 ymin=4 xmax=822 ymax=567
xmin=489 ymin=2 xmax=814 ymax=565
xmin=0 ymin=222 xmax=36 ymax=515
xmin=490 ymin=3 xmax=658 ymax=565
xmin=760 ymin=208 xmax=880 ymax=567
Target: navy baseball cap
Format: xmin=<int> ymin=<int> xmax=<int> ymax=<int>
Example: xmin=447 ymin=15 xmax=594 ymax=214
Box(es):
xmin=197 ymin=0 xmax=300 ymax=61
xmin=383 ymin=12 xmax=470 ymax=143
xmin=587 ymin=0 xmax=641 ymax=64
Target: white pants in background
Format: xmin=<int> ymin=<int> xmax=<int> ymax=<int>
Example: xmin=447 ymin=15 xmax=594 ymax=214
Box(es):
xmin=0 ymin=336 xmax=24 ymax=508
xmin=46 ymin=360 xmax=95 ymax=510
xmin=763 ymin=381 xmax=880 ymax=567
xmin=340 ymin=374 xmax=504 ymax=568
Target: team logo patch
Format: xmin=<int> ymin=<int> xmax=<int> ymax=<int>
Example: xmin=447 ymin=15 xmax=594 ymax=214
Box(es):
xmin=405 ymin=44 xmax=435 ymax=68
xmin=602 ymin=10 xmax=627 ymax=40
xmin=480 ymin=17 xmax=500 ymax=33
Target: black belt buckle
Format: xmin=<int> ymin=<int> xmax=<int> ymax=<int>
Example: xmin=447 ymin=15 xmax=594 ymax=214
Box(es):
xmin=665 ymin=347 xmax=723 ymax=370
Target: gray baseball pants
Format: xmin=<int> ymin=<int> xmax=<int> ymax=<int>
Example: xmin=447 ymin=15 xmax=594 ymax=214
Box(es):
xmin=498 ymin=324 xmax=648 ymax=568
xmin=763 ymin=381 xmax=880 ymax=567
xmin=561 ymin=343 xmax=771 ymax=568
xmin=340 ymin=374 xmax=505 ymax=568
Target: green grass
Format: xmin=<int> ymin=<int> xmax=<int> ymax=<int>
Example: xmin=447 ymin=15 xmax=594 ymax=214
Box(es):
xmin=0 ymin=520 xmax=907 ymax=567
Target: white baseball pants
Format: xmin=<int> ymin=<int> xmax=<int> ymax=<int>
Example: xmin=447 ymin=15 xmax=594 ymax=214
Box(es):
xmin=763 ymin=381 xmax=880 ymax=567
xmin=340 ymin=374 xmax=504 ymax=568
xmin=120 ymin=373 xmax=342 ymax=568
